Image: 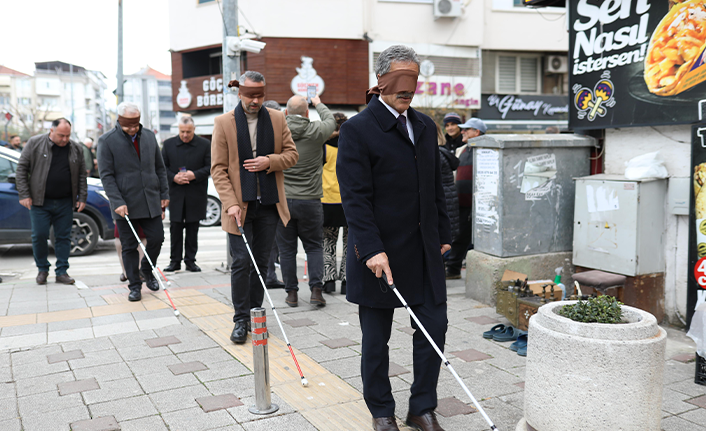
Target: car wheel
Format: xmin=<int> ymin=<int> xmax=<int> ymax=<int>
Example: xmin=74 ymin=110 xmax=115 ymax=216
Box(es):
xmin=51 ymin=212 xmax=100 ymax=256
xmin=200 ymin=196 xmax=222 ymax=227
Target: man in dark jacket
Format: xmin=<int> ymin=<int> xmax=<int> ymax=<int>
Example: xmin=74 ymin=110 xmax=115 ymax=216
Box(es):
xmin=98 ymin=102 xmax=170 ymax=301
xmin=338 ymin=45 xmax=452 ymax=431
xmin=445 ymin=117 xmax=486 ymax=280
xmin=16 ymin=118 xmax=87 ymax=285
xmin=162 ymin=116 xmax=211 ymax=272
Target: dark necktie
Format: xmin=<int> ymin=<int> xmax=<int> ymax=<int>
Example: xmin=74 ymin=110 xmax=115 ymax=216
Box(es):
xmin=397 ymin=115 xmax=410 ymax=142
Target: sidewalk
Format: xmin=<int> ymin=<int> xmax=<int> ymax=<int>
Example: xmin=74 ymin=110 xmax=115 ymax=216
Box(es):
xmin=0 ymin=264 xmax=704 ymax=430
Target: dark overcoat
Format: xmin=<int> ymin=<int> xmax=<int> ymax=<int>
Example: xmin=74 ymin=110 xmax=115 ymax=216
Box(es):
xmin=439 ymin=146 xmax=460 ymax=240
xmin=337 ymin=95 xmax=452 ymax=309
xmin=161 ymin=135 xmax=211 ymax=222
xmin=97 ymin=124 xmax=169 ymax=220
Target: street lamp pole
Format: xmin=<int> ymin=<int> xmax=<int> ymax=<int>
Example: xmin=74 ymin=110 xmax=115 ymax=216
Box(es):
xmin=117 ymin=0 xmax=124 ymax=104
xmin=222 ymin=0 xmax=239 ymax=269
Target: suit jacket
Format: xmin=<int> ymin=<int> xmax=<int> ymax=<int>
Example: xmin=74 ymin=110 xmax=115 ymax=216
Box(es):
xmin=162 ymin=135 xmax=211 ymax=222
xmin=210 ymin=106 xmax=299 ymax=235
xmin=97 ymin=125 xmax=169 ymax=220
xmin=337 ymin=96 xmax=452 ymax=308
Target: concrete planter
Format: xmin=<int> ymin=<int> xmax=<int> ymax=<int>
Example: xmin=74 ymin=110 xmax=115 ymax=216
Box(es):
xmin=518 ymin=301 xmax=667 ymax=431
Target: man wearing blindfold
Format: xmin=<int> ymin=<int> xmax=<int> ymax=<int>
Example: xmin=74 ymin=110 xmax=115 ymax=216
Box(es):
xmin=211 ymin=71 xmax=299 ymax=345
xmin=97 ymin=102 xmax=170 ymax=302
xmin=337 ymin=45 xmax=452 ymax=431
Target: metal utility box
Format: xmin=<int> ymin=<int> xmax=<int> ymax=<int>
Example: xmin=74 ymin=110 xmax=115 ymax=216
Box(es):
xmin=573 ymin=175 xmax=667 ymax=277
xmin=472 ymin=134 xmax=596 ymax=258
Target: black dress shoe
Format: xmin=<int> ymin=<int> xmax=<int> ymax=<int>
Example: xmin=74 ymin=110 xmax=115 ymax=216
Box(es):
xmin=164 ymin=262 xmax=181 ymax=272
xmin=230 ymin=320 xmax=248 ymax=344
xmin=128 ymin=288 xmax=142 ymax=302
xmin=140 ymin=270 xmax=159 ymax=291
xmin=266 ymin=280 xmax=285 ymax=289
xmin=120 ymin=273 xmax=127 ymax=282
xmin=373 ymin=417 xmax=400 ymax=431
xmin=340 ymin=281 xmax=346 ymax=295
xmin=405 ymin=412 xmax=444 ymax=431
xmin=323 ymin=280 xmax=335 ymax=293
xmin=185 ymin=263 xmax=201 ymax=272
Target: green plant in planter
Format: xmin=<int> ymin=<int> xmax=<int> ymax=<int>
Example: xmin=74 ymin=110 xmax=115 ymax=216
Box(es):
xmin=558 ymin=295 xmax=624 ymax=324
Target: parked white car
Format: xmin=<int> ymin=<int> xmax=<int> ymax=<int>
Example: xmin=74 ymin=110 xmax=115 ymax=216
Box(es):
xmin=164 ymin=177 xmax=222 ymax=227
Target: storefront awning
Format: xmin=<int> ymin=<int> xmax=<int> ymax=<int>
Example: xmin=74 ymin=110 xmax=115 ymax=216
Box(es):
xmin=484 ymin=120 xmax=568 ymax=133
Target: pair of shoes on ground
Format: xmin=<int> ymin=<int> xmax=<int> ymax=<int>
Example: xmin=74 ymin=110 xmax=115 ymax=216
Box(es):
xmin=373 ymin=412 xmax=445 ymax=430
xmin=127 ymin=270 xmax=161 ymax=302
xmin=483 ymin=324 xmax=525 ymax=342
xmin=230 ymin=319 xmax=252 ymax=344
xmin=164 ymin=262 xmax=201 ymax=272
xmin=37 ymin=272 xmax=75 ymax=285
xmin=286 ymin=288 xmax=327 ymax=308
xmin=322 ymin=280 xmax=347 ymax=294
xmin=510 ymin=334 xmax=528 ymax=356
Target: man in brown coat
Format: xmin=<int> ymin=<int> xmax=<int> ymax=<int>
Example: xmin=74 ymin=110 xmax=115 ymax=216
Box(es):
xmin=211 ymin=71 xmax=298 ymax=344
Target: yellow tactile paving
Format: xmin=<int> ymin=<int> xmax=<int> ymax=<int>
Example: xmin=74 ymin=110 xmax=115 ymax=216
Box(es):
xmin=101 ymin=293 xmax=131 ymax=304
xmin=143 ymin=299 xmax=170 ymax=311
xmin=91 ymin=302 xmax=146 ymax=317
xmin=37 ymin=308 xmax=92 ymax=323
xmin=179 ymin=290 xmax=372 ymax=431
xmin=0 ymin=314 xmax=37 ymax=328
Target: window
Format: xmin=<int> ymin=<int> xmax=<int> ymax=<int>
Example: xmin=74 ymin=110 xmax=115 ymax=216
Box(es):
xmin=150 ymin=96 xmax=157 ymax=103
xmin=198 ymin=0 xmax=215 ymax=3
xmin=160 ymin=110 xmax=176 ymax=118
xmin=0 ymin=94 xmax=10 ymax=105
xmin=182 ymin=47 xmax=222 ymax=78
xmin=159 ymin=96 xmax=172 ymax=103
xmin=496 ymin=54 xmax=541 ymax=94
xmin=0 ymin=156 xmax=16 ymax=183
xmin=160 ymin=124 xmax=172 ymax=132
xmin=158 ymin=81 xmax=171 ymax=88
xmin=17 ymin=97 xmax=32 ymax=106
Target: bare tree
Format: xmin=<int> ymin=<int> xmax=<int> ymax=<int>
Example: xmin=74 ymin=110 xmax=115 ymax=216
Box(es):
xmin=7 ymin=103 xmax=52 ymax=137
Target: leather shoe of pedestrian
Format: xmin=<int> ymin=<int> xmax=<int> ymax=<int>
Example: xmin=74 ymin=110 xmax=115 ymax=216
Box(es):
xmin=310 ymin=287 xmax=326 ymax=307
xmin=185 ymin=263 xmax=201 ymax=272
xmin=230 ymin=320 xmax=248 ymax=344
xmin=266 ymin=280 xmax=285 ymax=289
xmin=340 ymin=281 xmax=346 ymax=295
xmin=128 ymin=288 xmax=142 ymax=302
xmin=286 ymin=290 xmax=298 ymax=307
xmin=164 ymin=262 xmax=180 ymax=272
xmin=372 ymin=417 xmax=400 ymax=431
xmin=140 ymin=270 xmax=159 ymax=291
xmin=323 ymin=280 xmax=335 ymax=293
xmin=445 ymin=270 xmax=461 ymax=280
xmin=405 ymin=412 xmax=445 ymax=431
xmin=120 ymin=273 xmax=127 ymax=282
xmin=56 ymin=274 xmax=75 ymax=285
xmin=36 ymin=271 xmax=48 ymax=285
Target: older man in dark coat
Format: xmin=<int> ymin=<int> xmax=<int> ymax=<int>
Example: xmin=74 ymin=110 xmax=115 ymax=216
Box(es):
xmin=337 ymin=45 xmax=452 ymax=431
xmin=98 ymin=102 xmax=170 ymax=302
xmin=162 ymin=116 xmax=211 ymax=272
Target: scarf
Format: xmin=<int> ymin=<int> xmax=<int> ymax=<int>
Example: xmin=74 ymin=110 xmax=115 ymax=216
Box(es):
xmin=365 ymin=69 xmax=419 ymax=104
xmin=233 ymin=102 xmax=279 ymax=205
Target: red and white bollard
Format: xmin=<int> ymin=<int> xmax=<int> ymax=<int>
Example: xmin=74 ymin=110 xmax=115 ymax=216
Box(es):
xmin=249 ymin=308 xmax=279 ymax=415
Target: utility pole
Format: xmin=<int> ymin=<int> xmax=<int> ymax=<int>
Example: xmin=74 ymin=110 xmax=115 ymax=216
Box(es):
xmin=69 ymin=63 xmax=75 ymax=127
xmin=117 ymin=0 xmax=124 ymax=104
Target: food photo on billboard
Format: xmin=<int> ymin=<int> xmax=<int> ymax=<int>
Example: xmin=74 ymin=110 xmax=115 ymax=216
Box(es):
xmin=569 ymin=0 xmax=706 ymax=130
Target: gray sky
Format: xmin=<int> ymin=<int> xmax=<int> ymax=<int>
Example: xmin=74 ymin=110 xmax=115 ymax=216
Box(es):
xmin=2 ymin=0 xmax=172 ymax=106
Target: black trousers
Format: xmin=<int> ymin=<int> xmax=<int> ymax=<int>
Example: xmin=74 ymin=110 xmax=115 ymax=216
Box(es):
xmin=358 ymin=270 xmax=447 ymax=418
xmin=115 ymin=216 xmax=165 ymax=291
xmin=170 ymin=221 xmax=199 ymax=265
xmin=228 ymin=202 xmax=279 ymax=323
xmin=446 ymin=206 xmax=473 ymax=274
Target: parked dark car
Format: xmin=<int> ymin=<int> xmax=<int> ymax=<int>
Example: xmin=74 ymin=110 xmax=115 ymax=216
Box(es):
xmin=0 ymin=146 xmax=115 ymax=256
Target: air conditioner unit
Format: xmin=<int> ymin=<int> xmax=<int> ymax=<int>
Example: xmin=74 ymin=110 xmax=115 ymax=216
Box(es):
xmin=434 ymin=0 xmax=462 ymax=19
xmin=545 ymin=56 xmax=568 ymax=74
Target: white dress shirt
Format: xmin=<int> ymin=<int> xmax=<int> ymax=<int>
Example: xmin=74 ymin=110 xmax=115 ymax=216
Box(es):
xmin=379 ymin=97 xmax=414 ymax=143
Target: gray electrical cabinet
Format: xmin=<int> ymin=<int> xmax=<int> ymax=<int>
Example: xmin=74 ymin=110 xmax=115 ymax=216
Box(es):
xmin=471 ymin=134 xmax=596 ymax=258
xmin=572 ymin=175 xmax=667 ymax=277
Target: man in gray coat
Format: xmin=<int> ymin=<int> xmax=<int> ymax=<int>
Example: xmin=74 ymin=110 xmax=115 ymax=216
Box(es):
xmin=16 ymin=118 xmax=87 ymax=285
xmin=98 ymin=102 xmax=170 ymax=301
xmin=278 ymin=94 xmax=336 ymax=308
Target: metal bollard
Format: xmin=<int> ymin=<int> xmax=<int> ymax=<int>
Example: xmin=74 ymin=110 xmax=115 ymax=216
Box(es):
xmin=248 ymin=308 xmax=279 ymax=415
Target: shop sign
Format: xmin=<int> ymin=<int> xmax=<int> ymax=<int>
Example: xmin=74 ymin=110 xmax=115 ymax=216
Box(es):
xmin=688 ymin=122 xmax=706 ymax=328
xmin=569 ymin=0 xmax=706 ymax=129
xmin=290 ymin=56 xmax=325 ymax=97
xmin=411 ymin=75 xmax=481 ymax=110
xmin=196 ymin=76 xmax=224 ymax=108
xmin=480 ymin=94 xmax=569 ymax=120
xmin=173 ymin=75 xmax=223 ymax=111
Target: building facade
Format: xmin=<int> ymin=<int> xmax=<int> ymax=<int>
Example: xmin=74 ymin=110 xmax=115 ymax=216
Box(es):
xmin=123 ymin=67 xmax=176 ymax=142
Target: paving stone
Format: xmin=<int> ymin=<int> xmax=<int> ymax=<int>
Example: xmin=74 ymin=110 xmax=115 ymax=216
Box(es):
xmin=687 ymin=395 xmax=706 ymax=409
xmin=0 ymin=382 xmax=14 ymax=400
xmin=47 ymin=349 xmax=84 ymax=364
xmin=18 ymin=391 xmax=84 ymax=416
xmin=93 ymin=321 xmax=139 ymax=338
xmin=435 ymin=396 xmax=477 ymax=417
xmin=320 ymin=337 xmax=358 ymax=349
xmin=117 ymin=414 xmax=169 ymax=431
xmin=0 ymin=333 xmax=47 ymax=350
xmin=169 ymin=361 xmax=208 ymax=375
xmin=145 ymin=335 xmax=181 ymax=348
xmin=162 ymin=406 xmax=236 ymax=431
xmin=61 ymin=337 xmax=114 ymax=354
xmin=671 ymin=353 xmax=696 ymax=363
xmin=126 ymin=354 xmax=183 ymax=376
xmin=240 ymin=412 xmax=317 ymax=431
xmin=58 ymin=377 xmax=100 ymax=396
xmin=194 ymin=359 xmax=251 ymax=383
xmin=136 ymin=371 xmax=200 ymax=393
xmin=70 ymin=415 xmax=120 ymax=431
xmin=465 ymin=316 xmax=501 ymax=325
xmin=205 ymin=375 xmax=256 ymax=400
xmin=451 ymin=349 xmax=493 ymax=362
xmin=108 ymin=330 xmax=158 ymax=348
xmin=21 ymin=405 xmax=89 ymax=431
xmin=397 ymin=326 xmax=415 ymax=336
xmin=515 ymin=382 xmax=525 ymax=389
xmin=12 ymin=359 xmax=69 ymax=379
xmin=285 ymin=318 xmax=317 ymax=328
xmin=73 ymin=363 xmax=133 ymax=384
xmin=68 ymin=348 xmax=123 ymax=369
xmin=0 ymin=397 xmax=17 ymax=421
xmin=88 ymin=394 xmax=158 ymax=422
xmin=661 ymin=415 xmax=706 ymax=431
xmin=148 ymin=384 xmax=211 ymax=413
xmin=167 ymin=334 xmax=219 ymax=354
xmin=48 ymin=328 xmax=95 ymax=344
xmin=388 ymin=362 xmax=410 ymax=377
xmin=177 ymin=347 xmax=236 ymax=366
xmin=115 ymin=344 xmax=173 ymax=361
xmin=196 ymin=393 xmax=243 ymax=412
xmin=1 ymin=322 xmax=46 ymax=337
xmin=0 ymin=418 xmax=20 ymax=431
xmin=81 ymin=377 xmax=144 ymax=405
xmin=136 ymin=316 xmax=180 ymax=331
xmin=14 ymin=370 xmax=73 ymax=397
xmin=10 ymin=344 xmax=61 ymax=365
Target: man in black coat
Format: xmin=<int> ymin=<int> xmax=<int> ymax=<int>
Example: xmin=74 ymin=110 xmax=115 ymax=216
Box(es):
xmin=162 ymin=116 xmax=211 ymax=272
xmin=98 ymin=102 xmax=170 ymax=302
xmin=337 ymin=45 xmax=452 ymax=431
